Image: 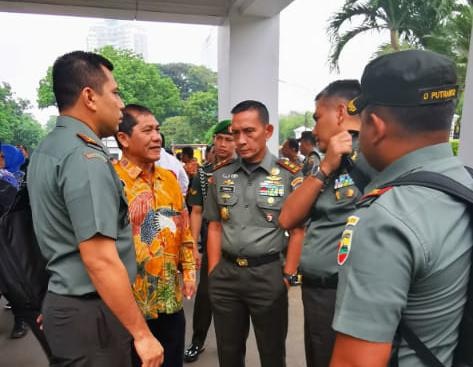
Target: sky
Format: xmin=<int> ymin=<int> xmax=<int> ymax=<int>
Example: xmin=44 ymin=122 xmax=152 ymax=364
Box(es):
xmin=0 ymin=0 xmax=389 ymax=125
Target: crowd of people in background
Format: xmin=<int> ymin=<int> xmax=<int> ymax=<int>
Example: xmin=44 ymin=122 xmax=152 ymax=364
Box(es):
xmin=0 ymin=47 xmax=472 ymax=367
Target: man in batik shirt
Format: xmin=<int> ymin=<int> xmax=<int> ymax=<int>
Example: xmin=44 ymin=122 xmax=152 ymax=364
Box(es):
xmin=115 ymin=104 xmax=196 ymax=367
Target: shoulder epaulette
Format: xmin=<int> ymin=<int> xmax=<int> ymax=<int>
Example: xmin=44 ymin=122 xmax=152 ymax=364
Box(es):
xmin=77 ymin=133 xmax=102 ymax=148
xmin=212 ymin=158 xmax=235 ymax=172
xmin=276 ymin=159 xmax=301 ymax=174
xmin=360 ymin=186 xmax=393 ymax=201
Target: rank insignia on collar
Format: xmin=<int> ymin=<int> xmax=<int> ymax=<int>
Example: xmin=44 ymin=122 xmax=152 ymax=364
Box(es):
xmin=337 ymin=229 xmax=353 ymax=266
xmin=77 ymin=133 xmax=101 ymax=148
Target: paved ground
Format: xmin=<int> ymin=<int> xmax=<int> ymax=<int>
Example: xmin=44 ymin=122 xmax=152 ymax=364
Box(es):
xmin=0 ymin=287 xmax=305 ymax=367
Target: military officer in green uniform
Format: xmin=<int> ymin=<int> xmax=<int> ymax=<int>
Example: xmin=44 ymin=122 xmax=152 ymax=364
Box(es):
xmin=184 ymin=119 xmax=236 ymax=363
xmin=299 ymin=130 xmax=321 ymax=177
xmin=204 ymin=100 xmax=305 ymax=367
xmin=28 ymin=51 xmax=163 ymax=367
xmin=280 ymin=80 xmax=376 ymax=367
xmin=329 ymin=50 xmax=473 ymax=366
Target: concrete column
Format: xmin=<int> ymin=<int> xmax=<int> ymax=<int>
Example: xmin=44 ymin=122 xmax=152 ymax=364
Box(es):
xmin=218 ymin=13 xmax=280 ymax=155
xmin=458 ymin=24 xmax=473 ymax=166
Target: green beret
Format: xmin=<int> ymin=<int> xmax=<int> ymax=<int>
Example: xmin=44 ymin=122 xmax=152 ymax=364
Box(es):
xmin=213 ymin=119 xmax=232 ymax=135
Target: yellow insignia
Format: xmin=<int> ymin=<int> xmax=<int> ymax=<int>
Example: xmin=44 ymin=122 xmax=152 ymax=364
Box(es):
xmin=347 ymin=98 xmax=357 ymax=114
xmin=267 ymin=197 xmax=275 ymax=204
xmin=346 ymin=215 xmax=360 ymax=226
xmin=223 ymin=179 xmax=234 ymax=185
xmin=220 ymin=207 xmax=230 ymax=221
xmin=291 ymin=176 xmax=303 ymax=189
xmin=190 ymin=188 xmax=198 ymax=196
xmin=335 ymin=190 xmax=341 ymax=201
xmin=346 ymin=188 xmax=355 ymax=198
xmin=271 ymin=167 xmax=280 ymax=175
xmin=267 ymin=175 xmax=282 ymax=182
xmin=350 ymin=151 xmax=358 ymax=161
xmin=221 ymin=193 xmax=231 ymax=200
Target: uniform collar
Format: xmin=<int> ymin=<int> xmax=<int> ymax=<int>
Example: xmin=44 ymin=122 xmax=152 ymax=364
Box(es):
xmin=234 ymin=149 xmax=274 ymax=174
xmin=118 ymin=158 xmax=163 ymax=181
xmin=365 ymin=143 xmax=454 ymax=192
xmin=56 ymin=115 xmax=106 ymax=151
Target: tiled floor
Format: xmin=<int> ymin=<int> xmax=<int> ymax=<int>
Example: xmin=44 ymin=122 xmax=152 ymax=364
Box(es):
xmin=0 ymin=287 xmax=305 ymax=367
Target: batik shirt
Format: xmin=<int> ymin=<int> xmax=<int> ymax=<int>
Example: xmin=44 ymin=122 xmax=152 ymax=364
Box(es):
xmin=115 ymin=159 xmax=195 ymax=318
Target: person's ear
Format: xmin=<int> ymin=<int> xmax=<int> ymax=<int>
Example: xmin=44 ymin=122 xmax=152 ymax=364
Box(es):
xmin=81 ymin=87 xmax=97 ymax=112
xmin=116 ymin=131 xmax=130 ymax=149
xmin=336 ymin=103 xmax=347 ymax=125
xmin=368 ymin=112 xmax=386 ymax=145
xmin=265 ymin=123 xmax=274 ymax=140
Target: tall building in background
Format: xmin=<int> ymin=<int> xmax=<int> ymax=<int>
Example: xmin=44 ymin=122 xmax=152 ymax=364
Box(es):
xmin=87 ymin=19 xmax=148 ymax=59
xmin=87 ymin=20 xmax=148 ymax=155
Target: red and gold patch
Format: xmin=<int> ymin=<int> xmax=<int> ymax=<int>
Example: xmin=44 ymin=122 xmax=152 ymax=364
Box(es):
xmin=337 ymin=229 xmax=353 ymax=266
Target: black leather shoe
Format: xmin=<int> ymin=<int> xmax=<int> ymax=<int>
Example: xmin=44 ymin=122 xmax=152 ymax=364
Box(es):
xmin=183 ymin=344 xmax=205 ymax=363
xmin=10 ymin=320 xmax=28 ymax=339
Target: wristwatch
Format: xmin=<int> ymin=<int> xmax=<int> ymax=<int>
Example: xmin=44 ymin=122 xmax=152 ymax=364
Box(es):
xmin=283 ymin=272 xmax=302 ymax=286
xmin=311 ymin=166 xmax=329 ymax=185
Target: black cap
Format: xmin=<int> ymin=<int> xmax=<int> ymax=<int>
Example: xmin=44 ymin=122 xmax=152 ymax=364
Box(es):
xmin=298 ymin=131 xmax=315 ymax=143
xmin=347 ymin=50 xmax=458 ymax=115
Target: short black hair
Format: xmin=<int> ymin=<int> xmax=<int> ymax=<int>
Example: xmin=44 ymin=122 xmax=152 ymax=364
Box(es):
xmin=365 ymin=101 xmax=455 ymax=133
xmin=286 ymin=138 xmax=299 ymax=152
xmin=182 ymin=146 xmax=194 ymax=158
xmin=115 ymin=104 xmax=154 ymax=149
xmin=231 ymin=100 xmax=269 ymax=124
xmin=161 ymin=133 xmax=166 ymax=148
xmin=52 ymin=51 xmax=114 ymax=112
xmin=299 ymin=131 xmax=316 ymax=145
xmin=315 ymin=80 xmax=361 ymax=102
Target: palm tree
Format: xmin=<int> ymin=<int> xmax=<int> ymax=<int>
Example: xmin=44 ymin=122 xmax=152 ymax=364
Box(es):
xmin=327 ymin=0 xmax=456 ymax=71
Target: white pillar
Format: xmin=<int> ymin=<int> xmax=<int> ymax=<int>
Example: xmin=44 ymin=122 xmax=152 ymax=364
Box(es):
xmin=458 ymin=24 xmax=473 ymax=166
xmin=218 ymin=14 xmax=280 ymax=155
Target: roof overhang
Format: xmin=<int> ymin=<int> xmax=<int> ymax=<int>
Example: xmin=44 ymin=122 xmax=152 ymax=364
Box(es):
xmin=0 ymin=0 xmax=294 ymax=25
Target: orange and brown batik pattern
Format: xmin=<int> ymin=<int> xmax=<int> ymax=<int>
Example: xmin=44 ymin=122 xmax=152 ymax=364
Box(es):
xmin=115 ymin=159 xmax=195 ymax=319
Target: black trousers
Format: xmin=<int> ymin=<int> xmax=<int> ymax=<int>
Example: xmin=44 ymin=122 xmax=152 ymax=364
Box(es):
xmin=209 ymin=259 xmax=288 ymax=367
xmin=190 ymin=253 xmax=212 ymax=347
xmin=301 ymin=284 xmax=337 ymax=367
xmin=43 ymin=292 xmax=132 ymax=367
xmin=132 ymin=309 xmax=186 ymax=367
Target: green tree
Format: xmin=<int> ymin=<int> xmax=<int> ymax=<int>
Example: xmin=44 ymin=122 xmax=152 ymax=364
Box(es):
xmin=327 ymin=0 xmax=456 ymax=70
xmin=183 ymin=89 xmax=218 ymax=142
xmin=0 ymin=82 xmax=45 ymax=148
xmin=160 ymin=116 xmax=194 ymax=145
xmin=37 ymin=46 xmax=182 ymax=121
xmin=45 ymin=115 xmax=57 ymax=133
xmin=157 ymin=63 xmax=217 ymax=100
xmin=279 ymin=111 xmax=313 ymax=144
xmin=425 ymin=3 xmax=472 ymax=89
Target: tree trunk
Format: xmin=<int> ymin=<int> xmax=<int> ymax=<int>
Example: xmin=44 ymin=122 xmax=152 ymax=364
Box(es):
xmin=390 ymin=29 xmax=400 ymax=51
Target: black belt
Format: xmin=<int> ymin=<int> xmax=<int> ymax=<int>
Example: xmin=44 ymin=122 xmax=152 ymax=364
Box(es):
xmin=222 ymin=251 xmax=280 ymax=267
xmin=302 ymin=273 xmax=338 ymax=289
xmin=51 ymin=292 xmax=100 ymax=300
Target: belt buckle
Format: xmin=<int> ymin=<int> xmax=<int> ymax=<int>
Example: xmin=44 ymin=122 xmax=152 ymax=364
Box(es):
xmin=236 ymin=257 xmax=248 ymax=267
